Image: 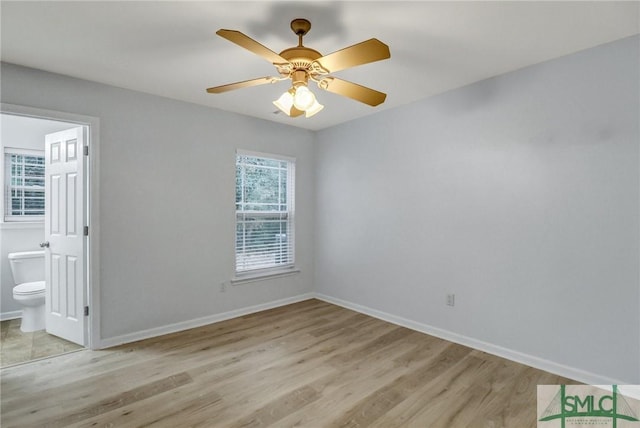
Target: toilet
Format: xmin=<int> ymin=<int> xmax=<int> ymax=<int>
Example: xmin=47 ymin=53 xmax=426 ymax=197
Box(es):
xmin=8 ymin=251 xmax=46 ymax=332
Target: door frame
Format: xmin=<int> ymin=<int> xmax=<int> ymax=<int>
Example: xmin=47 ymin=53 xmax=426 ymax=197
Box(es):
xmin=1 ymin=103 xmax=101 ymax=349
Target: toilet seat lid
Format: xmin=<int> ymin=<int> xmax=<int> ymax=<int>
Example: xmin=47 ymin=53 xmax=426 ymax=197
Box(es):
xmin=14 ymin=281 xmax=45 ymax=295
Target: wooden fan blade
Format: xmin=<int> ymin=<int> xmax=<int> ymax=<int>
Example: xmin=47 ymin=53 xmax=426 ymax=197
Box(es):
xmin=217 ymin=29 xmax=289 ymax=65
xmin=320 ymin=77 xmax=387 ymax=106
xmin=315 ymin=39 xmax=390 ymax=73
xmin=206 ymin=76 xmax=278 ymax=94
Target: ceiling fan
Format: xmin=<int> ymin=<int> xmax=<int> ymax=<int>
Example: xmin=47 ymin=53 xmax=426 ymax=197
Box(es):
xmin=206 ymin=18 xmax=391 ymax=118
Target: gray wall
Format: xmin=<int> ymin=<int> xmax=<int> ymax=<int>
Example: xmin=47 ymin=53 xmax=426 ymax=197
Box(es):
xmin=1 ymin=62 xmax=316 ymax=340
xmin=314 ymin=36 xmax=639 ymax=383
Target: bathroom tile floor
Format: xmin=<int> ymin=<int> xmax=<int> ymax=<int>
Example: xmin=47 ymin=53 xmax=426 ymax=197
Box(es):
xmin=0 ymin=319 xmax=83 ymax=367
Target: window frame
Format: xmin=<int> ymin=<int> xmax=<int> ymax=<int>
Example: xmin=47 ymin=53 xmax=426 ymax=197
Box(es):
xmin=4 ymin=147 xmax=46 ymax=222
xmin=234 ymin=149 xmax=296 ymax=279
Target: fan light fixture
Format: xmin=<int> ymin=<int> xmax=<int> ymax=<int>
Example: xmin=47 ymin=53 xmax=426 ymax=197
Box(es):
xmin=273 ymin=88 xmax=295 ymax=113
xmin=273 ymin=85 xmax=324 ymax=118
xmin=207 ymin=18 xmax=390 ymax=119
xmin=292 ymin=86 xmax=315 ymax=110
xmin=303 ymin=97 xmax=324 ymax=118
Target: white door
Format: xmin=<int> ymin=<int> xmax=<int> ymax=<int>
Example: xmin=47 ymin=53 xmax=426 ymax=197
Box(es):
xmin=44 ymin=127 xmax=86 ymax=346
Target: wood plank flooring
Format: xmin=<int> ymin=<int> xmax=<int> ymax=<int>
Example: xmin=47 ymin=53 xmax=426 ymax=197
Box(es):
xmin=0 ymin=299 xmax=577 ymax=427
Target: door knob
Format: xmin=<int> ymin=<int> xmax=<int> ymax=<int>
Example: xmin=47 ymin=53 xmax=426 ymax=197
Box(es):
xmin=40 ymin=241 xmax=50 ymax=248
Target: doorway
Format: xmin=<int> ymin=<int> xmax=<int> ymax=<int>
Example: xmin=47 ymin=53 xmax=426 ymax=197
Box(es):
xmin=0 ymin=104 xmax=100 ymax=365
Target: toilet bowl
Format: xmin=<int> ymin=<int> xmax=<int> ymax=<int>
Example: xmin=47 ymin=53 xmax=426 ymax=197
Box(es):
xmin=12 ymin=281 xmax=46 ymax=332
xmin=8 ymin=251 xmax=46 ymax=332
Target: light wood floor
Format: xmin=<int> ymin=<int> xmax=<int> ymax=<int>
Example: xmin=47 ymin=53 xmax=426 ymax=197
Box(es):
xmin=0 ymin=299 xmax=577 ymax=427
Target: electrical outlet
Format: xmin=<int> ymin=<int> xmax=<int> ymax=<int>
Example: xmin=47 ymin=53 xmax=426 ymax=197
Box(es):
xmin=446 ymin=294 xmax=455 ymax=307
xmin=220 ymin=282 xmax=227 ymax=293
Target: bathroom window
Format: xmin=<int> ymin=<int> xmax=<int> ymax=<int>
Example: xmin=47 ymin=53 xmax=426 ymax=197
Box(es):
xmin=235 ymin=150 xmax=295 ymax=276
xmin=4 ymin=148 xmax=45 ymax=221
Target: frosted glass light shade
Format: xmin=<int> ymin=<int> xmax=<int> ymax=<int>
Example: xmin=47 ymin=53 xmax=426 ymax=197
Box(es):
xmin=305 ymin=99 xmax=324 ymax=117
xmin=273 ymin=90 xmax=295 ymax=115
xmin=274 ymin=86 xmax=323 ymax=118
xmin=293 ymin=86 xmax=316 ymax=111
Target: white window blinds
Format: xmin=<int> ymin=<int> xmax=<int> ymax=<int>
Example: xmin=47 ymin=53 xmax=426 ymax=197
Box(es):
xmin=235 ymin=151 xmax=295 ymax=274
xmin=4 ymin=149 xmax=45 ymax=221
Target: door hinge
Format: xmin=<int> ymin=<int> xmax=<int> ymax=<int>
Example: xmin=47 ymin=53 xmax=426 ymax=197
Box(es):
xmin=83 ymin=145 xmax=89 ymax=156
xmin=84 ymin=306 xmax=89 ymax=316
xmin=84 ymin=226 xmax=89 ymax=236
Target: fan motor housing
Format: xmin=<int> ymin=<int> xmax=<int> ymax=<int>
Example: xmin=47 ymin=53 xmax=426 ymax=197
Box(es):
xmin=279 ymin=46 xmax=322 ymax=70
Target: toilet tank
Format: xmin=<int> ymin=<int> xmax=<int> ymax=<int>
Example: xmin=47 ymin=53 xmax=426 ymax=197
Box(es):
xmin=8 ymin=250 xmax=45 ymax=284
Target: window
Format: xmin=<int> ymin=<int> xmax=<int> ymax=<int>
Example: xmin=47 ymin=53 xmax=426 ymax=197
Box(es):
xmin=4 ymin=148 xmax=45 ymax=221
xmin=235 ymin=151 xmax=295 ymax=275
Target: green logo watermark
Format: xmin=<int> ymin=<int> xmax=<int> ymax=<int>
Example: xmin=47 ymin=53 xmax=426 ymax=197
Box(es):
xmin=538 ymin=385 xmax=640 ymax=427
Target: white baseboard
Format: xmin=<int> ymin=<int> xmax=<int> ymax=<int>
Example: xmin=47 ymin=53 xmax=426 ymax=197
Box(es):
xmin=1 ymin=311 xmax=21 ymax=321
xmin=98 ymin=293 xmax=315 ymax=349
xmin=94 ymin=291 xmax=629 ymax=385
xmin=313 ymin=293 xmax=628 ymax=386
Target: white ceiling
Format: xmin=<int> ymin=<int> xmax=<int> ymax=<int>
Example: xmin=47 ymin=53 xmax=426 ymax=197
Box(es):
xmin=1 ymin=1 xmax=638 ymax=131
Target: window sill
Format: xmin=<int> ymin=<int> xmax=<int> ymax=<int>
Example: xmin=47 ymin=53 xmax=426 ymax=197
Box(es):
xmin=0 ymin=221 xmax=44 ymax=230
xmin=231 ymin=268 xmax=300 ymax=285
